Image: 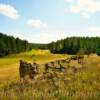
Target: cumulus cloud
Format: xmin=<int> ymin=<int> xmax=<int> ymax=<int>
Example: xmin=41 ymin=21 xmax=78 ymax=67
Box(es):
xmin=29 ymin=32 xmax=66 ymax=43
xmin=8 ymin=30 xmax=66 ymax=43
xmin=65 ymin=0 xmax=100 ymax=18
xmin=27 ymin=19 xmax=47 ymax=28
xmin=0 ymin=4 xmax=19 ymax=19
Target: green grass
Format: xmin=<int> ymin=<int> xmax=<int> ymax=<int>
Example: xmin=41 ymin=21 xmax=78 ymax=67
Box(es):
xmin=0 ymin=49 xmax=66 ymax=67
xmin=0 ymin=50 xmax=100 ymax=100
xmin=0 ymin=49 xmax=67 ymax=86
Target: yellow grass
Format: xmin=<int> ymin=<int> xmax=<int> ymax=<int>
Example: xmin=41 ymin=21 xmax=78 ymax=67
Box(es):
xmin=0 ymin=49 xmax=67 ymax=86
xmin=0 ymin=50 xmax=100 ymax=99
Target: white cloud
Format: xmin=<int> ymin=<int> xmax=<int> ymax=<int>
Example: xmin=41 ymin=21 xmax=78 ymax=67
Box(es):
xmin=81 ymin=12 xmax=90 ymax=19
xmin=8 ymin=29 xmax=66 ymax=43
xmin=65 ymin=0 xmax=100 ymax=18
xmin=87 ymin=26 xmax=100 ymax=34
xmin=29 ymin=32 xmax=66 ymax=43
xmin=65 ymin=0 xmax=75 ymax=3
xmin=0 ymin=4 xmax=19 ymax=19
xmin=27 ymin=19 xmax=47 ymax=28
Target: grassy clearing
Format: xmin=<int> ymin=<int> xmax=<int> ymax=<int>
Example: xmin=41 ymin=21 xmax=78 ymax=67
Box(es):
xmin=0 ymin=49 xmax=67 ymax=86
xmin=0 ymin=49 xmax=66 ymax=67
xmin=0 ymin=50 xmax=100 ymax=100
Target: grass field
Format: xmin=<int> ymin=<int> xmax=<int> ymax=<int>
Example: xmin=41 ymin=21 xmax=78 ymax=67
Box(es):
xmin=0 ymin=49 xmax=100 ymax=100
xmin=0 ymin=49 xmax=67 ymax=86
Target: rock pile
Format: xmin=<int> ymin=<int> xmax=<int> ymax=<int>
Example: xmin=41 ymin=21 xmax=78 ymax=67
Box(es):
xmin=19 ymin=55 xmax=85 ymax=82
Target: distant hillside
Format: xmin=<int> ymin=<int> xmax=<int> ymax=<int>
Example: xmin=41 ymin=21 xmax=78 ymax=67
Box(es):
xmin=49 ymin=37 xmax=100 ymax=55
xmin=0 ymin=33 xmax=32 ymax=57
xmin=0 ymin=32 xmax=100 ymax=56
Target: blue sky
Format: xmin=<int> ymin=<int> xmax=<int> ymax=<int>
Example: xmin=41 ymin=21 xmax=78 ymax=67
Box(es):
xmin=0 ymin=0 xmax=100 ymax=43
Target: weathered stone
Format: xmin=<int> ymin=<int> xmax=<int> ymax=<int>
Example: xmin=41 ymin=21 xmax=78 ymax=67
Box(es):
xmin=19 ymin=60 xmax=37 ymax=82
xmin=44 ymin=63 xmax=49 ymax=72
xmin=19 ymin=56 xmax=85 ymax=83
xmin=50 ymin=61 xmax=55 ymax=67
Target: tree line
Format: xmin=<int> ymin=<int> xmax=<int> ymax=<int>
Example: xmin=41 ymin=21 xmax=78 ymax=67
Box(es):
xmin=49 ymin=37 xmax=100 ymax=55
xmin=0 ymin=33 xmax=100 ymax=57
xmin=0 ymin=33 xmax=33 ymax=57
xmin=0 ymin=33 xmax=49 ymax=57
xmin=31 ymin=43 xmax=48 ymax=50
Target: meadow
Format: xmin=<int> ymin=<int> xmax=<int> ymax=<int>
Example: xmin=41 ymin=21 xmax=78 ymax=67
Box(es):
xmin=0 ymin=49 xmax=66 ymax=86
xmin=0 ymin=49 xmax=100 ymax=100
